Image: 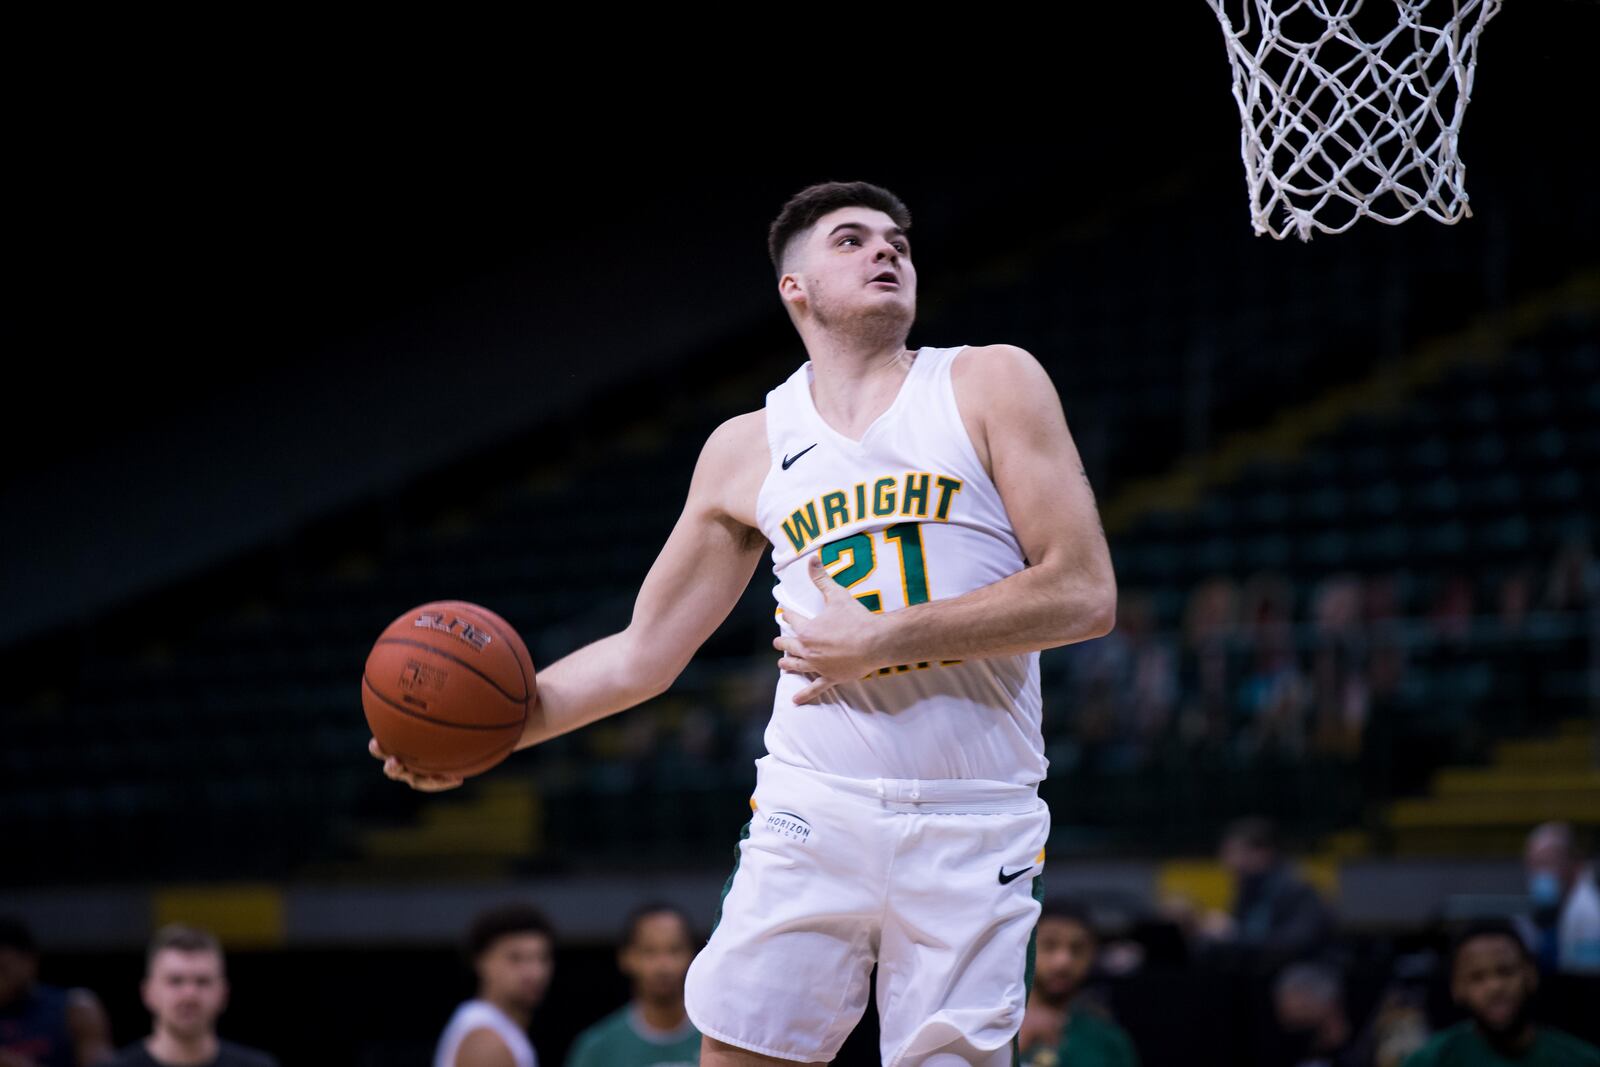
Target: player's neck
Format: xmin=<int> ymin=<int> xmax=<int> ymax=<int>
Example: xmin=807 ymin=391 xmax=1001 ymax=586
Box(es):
xmin=802 ymin=335 xmax=916 ymax=439
xmin=632 ymin=996 xmax=689 ymax=1035
xmin=1478 ymin=1018 xmax=1536 ymax=1055
xmin=485 ymin=992 xmax=532 ymax=1031
xmin=146 ymin=1027 xmax=219 ymax=1066
xmin=1031 ymin=987 xmax=1078 ymax=1014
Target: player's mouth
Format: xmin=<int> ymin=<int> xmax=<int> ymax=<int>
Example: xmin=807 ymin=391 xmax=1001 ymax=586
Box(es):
xmin=868 ymin=270 xmax=899 ymax=288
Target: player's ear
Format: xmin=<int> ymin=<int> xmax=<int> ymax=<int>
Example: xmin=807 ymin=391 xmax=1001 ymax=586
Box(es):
xmin=778 ymin=271 xmax=807 ymax=312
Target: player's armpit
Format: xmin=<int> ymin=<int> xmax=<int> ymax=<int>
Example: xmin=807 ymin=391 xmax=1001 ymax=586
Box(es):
xmin=454 ymin=1027 xmax=519 ymax=1067
xmin=516 ymin=412 xmax=769 ymax=749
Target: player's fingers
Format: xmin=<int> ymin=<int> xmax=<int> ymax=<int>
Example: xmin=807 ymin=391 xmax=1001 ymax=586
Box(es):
xmin=777 ymin=655 xmax=810 ymax=673
xmin=369 ymin=737 xmax=390 ymax=761
xmin=793 ymin=677 xmax=835 ymax=704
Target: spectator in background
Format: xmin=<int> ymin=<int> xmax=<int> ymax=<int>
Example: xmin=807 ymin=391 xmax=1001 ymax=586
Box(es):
xmin=435 ymin=904 xmax=554 ymax=1067
xmin=1018 ymin=899 xmax=1138 ymax=1067
xmin=1272 ymin=962 xmax=1367 ymax=1067
xmin=566 ymin=903 xmax=700 ymax=1067
xmin=1403 ymin=920 xmax=1599 ymax=1066
xmin=0 ymin=916 xmax=113 ymax=1067
xmin=1197 ymin=818 xmax=1335 ymax=975
xmin=1542 ymin=534 xmax=1596 ymax=613
xmin=1523 ymin=822 xmax=1600 ymax=975
xmin=1179 ymin=576 xmax=1240 ymax=751
xmin=108 ymin=924 xmax=276 ymax=1067
xmin=1310 ymin=574 xmax=1369 ymax=758
xmin=1237 ymin=572 xmax=1309 ymax=759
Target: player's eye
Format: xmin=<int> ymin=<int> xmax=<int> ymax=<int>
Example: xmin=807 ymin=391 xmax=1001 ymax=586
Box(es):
xmin=839 ymin=236 xmax=860 ymax=246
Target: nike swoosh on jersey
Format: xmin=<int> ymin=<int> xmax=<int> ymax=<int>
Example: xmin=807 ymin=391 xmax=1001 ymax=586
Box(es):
xmin=781 ymin=443 xmax=818 ymax=470
xmin=998 ymin=865 xmax=1034 ymax=885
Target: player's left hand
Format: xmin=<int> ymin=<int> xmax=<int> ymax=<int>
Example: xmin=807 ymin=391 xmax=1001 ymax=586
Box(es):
xmin=773 ymin=554 xmax=888 ymax=704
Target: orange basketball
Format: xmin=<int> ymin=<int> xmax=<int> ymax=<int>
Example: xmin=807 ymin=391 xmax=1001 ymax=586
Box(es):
xmin=361 ymin=600 xmax=535 ymax=777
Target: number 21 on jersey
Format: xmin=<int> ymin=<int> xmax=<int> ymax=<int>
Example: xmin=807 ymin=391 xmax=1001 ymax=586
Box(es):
xmin=819 ymin=522 xmax=929 ymax=613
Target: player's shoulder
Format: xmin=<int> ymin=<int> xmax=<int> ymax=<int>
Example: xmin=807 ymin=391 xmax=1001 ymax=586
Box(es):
xmin=1540 ymin=1025 xmax=1600 ymax=1063
xmin=951 ymin=343 xmax=1056 ymax=400
xmin=456 ymin=1024 xmax=521 ymax=1067
xmin=705 ymin=410 xmax=767 ymax=453
xmin=1400 ymin=1021 xmax=1471 ymax=1067
xmin=695 ymin=410 xmax=770 ymax=500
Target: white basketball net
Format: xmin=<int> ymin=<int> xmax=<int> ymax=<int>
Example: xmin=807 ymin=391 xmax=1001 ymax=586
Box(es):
xmin=1207 ymin=0 xmax=1501 ymax=240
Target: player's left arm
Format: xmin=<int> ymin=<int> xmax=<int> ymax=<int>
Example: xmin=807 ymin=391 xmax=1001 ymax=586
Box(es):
xmin=777 ymin=344 xmax=1116 ymax=703
xmin=66 ymin=988 xmax=114 ymax=1066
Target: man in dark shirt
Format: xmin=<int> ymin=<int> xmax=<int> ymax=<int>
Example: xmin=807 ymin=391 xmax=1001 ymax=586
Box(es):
xmin=0 ymin=916 xmax=113 ymax=1067
xmin=107 ymin=925 xmax=276 ymax=1067
xmin=1202 ymin=817 xmax=1335 ymax=975
xmin=1404 ymin=919 xmax=1599 ymax=1067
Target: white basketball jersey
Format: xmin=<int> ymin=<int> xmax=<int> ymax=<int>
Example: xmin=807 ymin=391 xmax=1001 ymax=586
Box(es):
xmin=755 ymin=345 xmax=1047 ymax=785
xmin=434 ymin=999 xmax=537 ymax=1067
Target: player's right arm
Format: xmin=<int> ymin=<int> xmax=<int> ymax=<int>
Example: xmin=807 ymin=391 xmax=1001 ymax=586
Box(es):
xmin=374 ymin=412 xmax=770 ymax=791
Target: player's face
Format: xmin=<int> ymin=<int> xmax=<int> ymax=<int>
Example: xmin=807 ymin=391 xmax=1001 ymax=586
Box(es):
xmin=1032 ymin=917 xmax=1095 ymax=1001
xmin=141 ymin=949 xmax=228 ymax=1040
xmin=619 ymin=913 xmax=694 ymax=1003
xmin=787 ymin=206 xmax=916 ymax=329
xmin=1452 ymin=936 xmax=1535 ymax=1033
xmin=479 ymin=932 xmax=554 ymax=1014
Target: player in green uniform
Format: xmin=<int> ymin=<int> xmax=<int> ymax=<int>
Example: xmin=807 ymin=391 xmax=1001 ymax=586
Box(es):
xmin=1017 ymin=900 xmax=1138 ymax=1067
xmin=566 ymin=903 xmax=700 ymax=1067
xmin=1404 ymin=919 xmax=1599 ymax=1067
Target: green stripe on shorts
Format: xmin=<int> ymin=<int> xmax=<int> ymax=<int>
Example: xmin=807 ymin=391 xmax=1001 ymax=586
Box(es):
xmin=711 ymin=819 xmax=753 ymax=934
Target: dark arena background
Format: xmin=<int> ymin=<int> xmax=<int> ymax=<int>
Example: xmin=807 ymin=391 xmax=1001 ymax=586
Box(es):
xmin=5 ymin=6 xmax=1599 ymax=1065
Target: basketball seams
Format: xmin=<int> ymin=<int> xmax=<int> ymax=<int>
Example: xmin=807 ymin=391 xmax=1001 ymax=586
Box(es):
xmin=373 ymin=636 xmax=529 ymax=704
xmin=441 ymin=601 xmax=534 ymax=706
xmin=361 ymin=674 xmax=526 ymax=732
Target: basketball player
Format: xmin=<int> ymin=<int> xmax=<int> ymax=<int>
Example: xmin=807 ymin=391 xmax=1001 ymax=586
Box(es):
xmin=1403 ymin=919 xmax=1598 ymax=1066
xmin=565 ymin=902 xmax=700 ymax=1067
xmin=0 ymin=916 xmax=114 ymax=1067
xmin=374 ymin=180 xmax=1118 ymax=1065
xmin=108 ymin=924 xmax=276 ymax=1067
xmin=434 ymin=904 xmax=554 ymax=1067
xmin=1017 ymin=900 xmax=1138 ymax=1067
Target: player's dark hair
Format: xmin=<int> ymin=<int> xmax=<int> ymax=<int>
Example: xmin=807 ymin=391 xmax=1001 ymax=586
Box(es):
xmin=1450 ymin=918 xmax=1533 ymax=970
xmin=468 ymin=903 xmax=554 ymax=961
xmin=767 ymin=180 xmax=912 ymax=277
xmin=146 ymin=924 xmax=224 ymax=972
xmin=1038 ymin=898 xmax=1098 ymax=942
xmin=0 ymin=916 xmax=37 ymax=954
xmin=620 ymin=901 xmax=696 ymax=949
xmin=1222 ymin=816 xmax=1279 ymax=853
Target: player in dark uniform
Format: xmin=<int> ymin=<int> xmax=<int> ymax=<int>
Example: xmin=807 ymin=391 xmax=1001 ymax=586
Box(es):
xmin=0 ymin=916 xmax=113 ymax=1067
xmin=1403 ymin=919 xmax=1599 ymax=1067
xmin=1017 ymin=900 xmax=1138 ymax=1067
xmin=107 ymin=925 xmax=276 ymax=1067
xmin=566 ymin=903 xmax=700 ymax=1067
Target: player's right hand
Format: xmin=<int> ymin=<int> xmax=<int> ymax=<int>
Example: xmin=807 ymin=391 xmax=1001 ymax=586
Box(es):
xmin=368 ymin=737 xmax=465 ymax=792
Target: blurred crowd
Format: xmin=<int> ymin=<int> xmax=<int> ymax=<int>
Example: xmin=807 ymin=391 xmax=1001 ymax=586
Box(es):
xmin=6 ymin=817 xmax=1598 ymax=1066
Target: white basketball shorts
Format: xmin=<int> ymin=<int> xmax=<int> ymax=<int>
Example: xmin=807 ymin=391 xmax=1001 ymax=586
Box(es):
xmin=684 ymin=754 xmax=1049 ymax=1065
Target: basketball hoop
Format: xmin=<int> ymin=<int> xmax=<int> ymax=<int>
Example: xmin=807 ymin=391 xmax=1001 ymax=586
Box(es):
xmin=1207 ymin=0 xmax=1502 ymax=240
